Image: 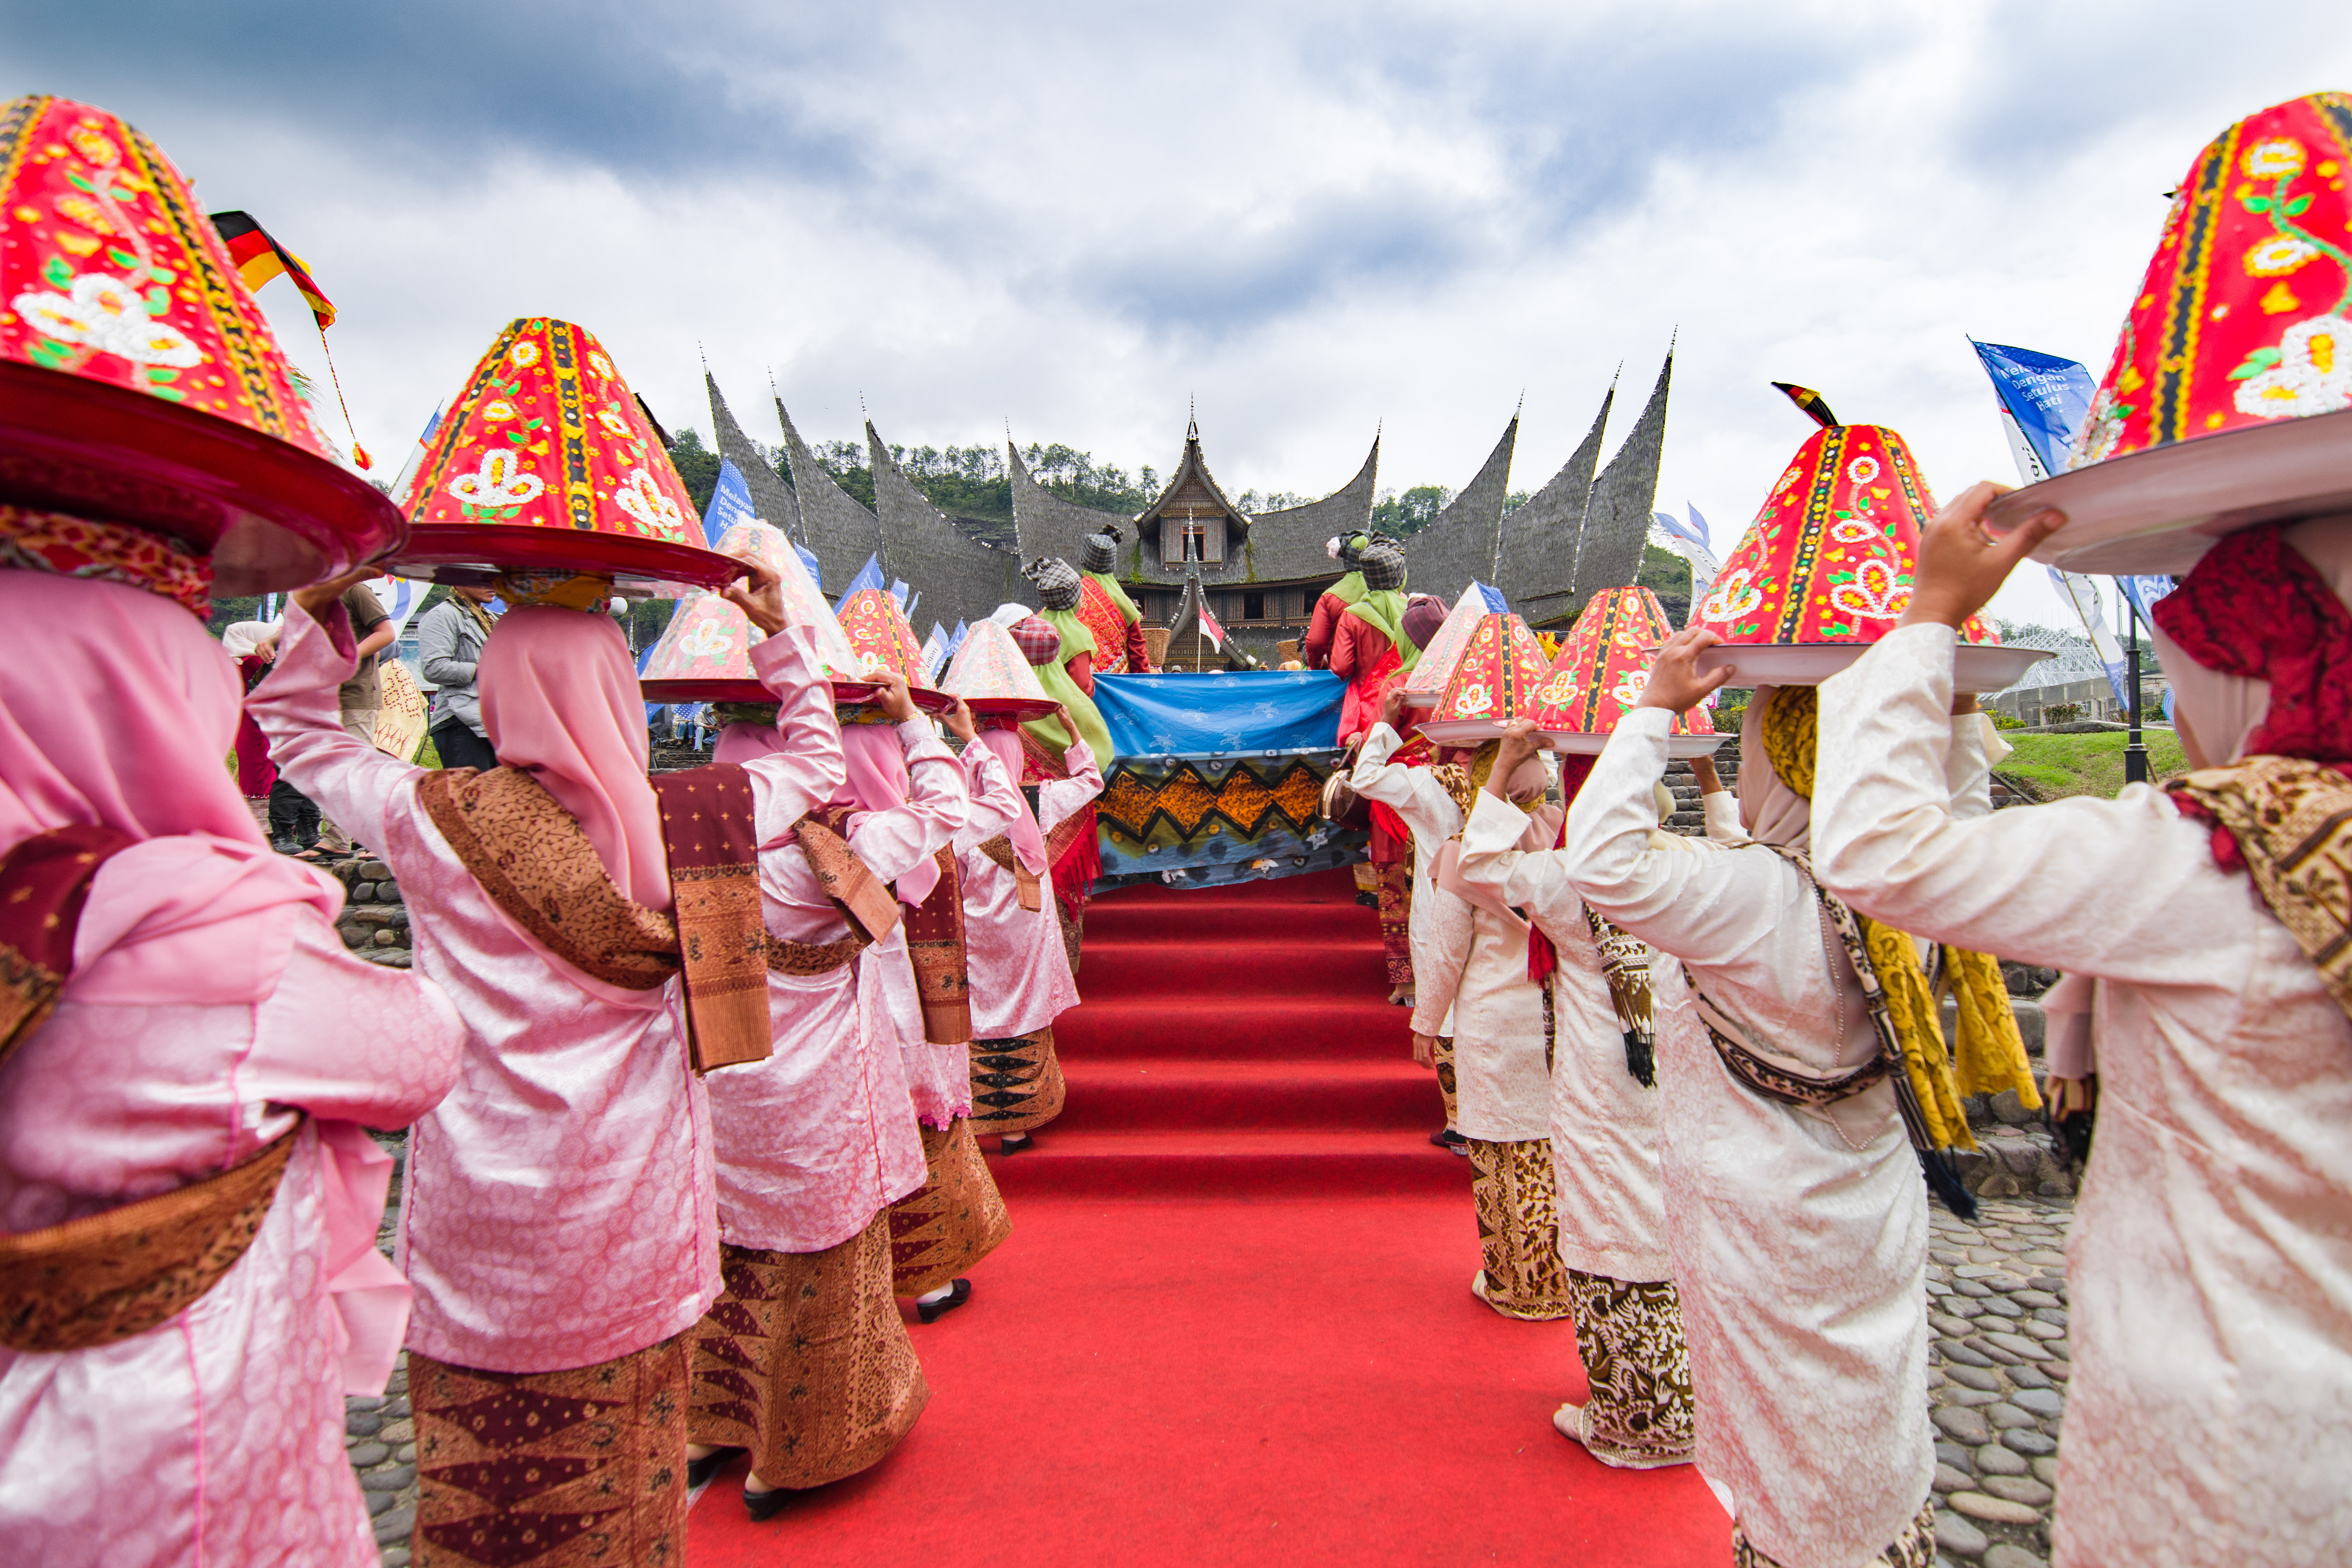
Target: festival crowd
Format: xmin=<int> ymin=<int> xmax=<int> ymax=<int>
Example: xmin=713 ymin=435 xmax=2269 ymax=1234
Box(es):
xmin=2 ymin=84 xmax=2349 ymax=1568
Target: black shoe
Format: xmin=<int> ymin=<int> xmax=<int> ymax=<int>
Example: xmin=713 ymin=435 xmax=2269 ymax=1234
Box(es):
xmin=743 ymin=1481 xmax=797 ymax=1522
xmin=685 ymin=1446 xmax=745 ymax=1489
xmin=999 ymin=1133 xmax=1033 ymax=1155
xmin=1429 ymin=1128 xmax=1467 ymax=1149
xmin=916 ymin=1277 xmax=972 ymax=1324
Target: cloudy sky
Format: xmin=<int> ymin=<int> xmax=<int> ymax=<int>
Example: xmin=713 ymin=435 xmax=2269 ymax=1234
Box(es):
xmin=14 ymin=1 xmax=2352 ymax=626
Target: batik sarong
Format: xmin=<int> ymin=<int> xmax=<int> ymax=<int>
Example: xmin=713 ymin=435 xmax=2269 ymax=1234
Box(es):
xmin=1733 ymin=1497 xmax=1936 ymax=1568
xmin=1433 ymin=1036 xmax=1459 ymax=1129
xmin=887 ymin=1118 xmax=1011 ymax=1297
xmin=969 ymin=1027 xmax=1066 ymax=1135
xmin=1564 ymin=1268 xmax=1695 ymax=1465
xmin=411 ymin=1335 xmax=688 ymax=1568
xmin=1056 ymin=900 xmax=1085 ymax=979
xmin=1376 ymin=857 xmax=1412 ymax=988
xmin=687 ymin=1212 xmax=930 ymax=1489
xmin=1465 ymin=1136 xmax=1576 ymax=1321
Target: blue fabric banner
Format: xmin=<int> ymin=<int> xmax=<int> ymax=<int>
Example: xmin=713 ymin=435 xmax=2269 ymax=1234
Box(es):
xmin=1971 ymin=340 xmax=2097 ymax=478
xmin=701 ymin=459 xmax=758 ymax=546
xmin=1090 ymin=670 xmax=1345 ymax=758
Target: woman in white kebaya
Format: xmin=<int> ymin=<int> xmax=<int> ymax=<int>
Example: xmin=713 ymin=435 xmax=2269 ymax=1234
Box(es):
xmin=1552 ymin=625 xmax=1995 ymax=1566
xmin=1811 ymin=489 xmax=2352 ymax=1568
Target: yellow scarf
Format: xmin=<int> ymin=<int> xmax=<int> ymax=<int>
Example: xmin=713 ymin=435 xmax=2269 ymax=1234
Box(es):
xmin=1760 ymin=687 xmax=2040 ymax=1151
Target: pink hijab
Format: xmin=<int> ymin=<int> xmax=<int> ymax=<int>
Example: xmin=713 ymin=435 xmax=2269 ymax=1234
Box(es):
xmin=979 ymin=726 xmax=1048 ymax=874
xmin=750 ymin=720 xmax=946 ymax=907
xmin=1737 ymin=685 xmax=1811 ymax=851
xmin=478 ymin=607 xmax=671 ymax=911
xmin=0 ymin=573 xmax=338 ymax=1002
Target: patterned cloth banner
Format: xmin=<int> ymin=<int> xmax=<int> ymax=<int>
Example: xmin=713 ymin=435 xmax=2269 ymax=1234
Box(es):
xmin=1088 ymin=670 xmax=1358 ymax=888
xmin=1095 ymin=748 xmax=1365 ymax=890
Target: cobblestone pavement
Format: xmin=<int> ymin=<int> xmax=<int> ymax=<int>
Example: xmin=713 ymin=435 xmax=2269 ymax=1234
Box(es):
xmin=1926 ymin=1192 xmax=2074 ymax=1568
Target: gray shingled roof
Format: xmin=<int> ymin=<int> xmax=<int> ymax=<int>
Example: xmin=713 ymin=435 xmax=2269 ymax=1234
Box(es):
xmin=1235 ymin=438 xmax=1379 ymax=586
xmin=1573 ymin=354 xmax=1673 ymax=603
xmin=1405 ymin=416 xmax=1517 ymax=602
xmin=775 ymin=396 xmax=887 ymax=594
xmin=1134 ymin=421 xmax=1250 ymax=574
xmin=1007 ymin=441 xmax=1137 ymax=576
xmin=1494 ymin=387 xmax=1613 ymax=621
xmin=865 ymin=421 xmax=1025 ymax=629
xmin=705 ymin=372 xmax=800 ymax=540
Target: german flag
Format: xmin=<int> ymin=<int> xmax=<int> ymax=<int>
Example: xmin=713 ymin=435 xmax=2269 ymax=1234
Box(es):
xmin=208 ymin=210 xmax=336 ymax=329
xmin=1770 ymin=382 xmax=1839 ymax=429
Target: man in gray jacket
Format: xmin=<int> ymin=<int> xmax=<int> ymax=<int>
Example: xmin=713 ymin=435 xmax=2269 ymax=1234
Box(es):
xmin=416 ymin=586 xmax=500 ymax=771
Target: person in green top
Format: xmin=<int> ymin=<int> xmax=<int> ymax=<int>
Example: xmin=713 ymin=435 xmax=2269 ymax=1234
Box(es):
xmin=1331 ymin=544 xmax=1418 ymax=743
xmin=1304 ymin=530 xmax=1402 ymax=668
xmin=1018 ymin=557 xmax=1115 ymax=769
xmin=1078 ymin=527 xmax=1154 ymax=673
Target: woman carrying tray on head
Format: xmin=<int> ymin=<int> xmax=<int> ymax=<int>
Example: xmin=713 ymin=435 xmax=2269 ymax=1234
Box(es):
xmin=681 ymin=568 xmax=960 ymax=1519
xmin=0 ymin=93 xmax=466 ymax=1568
xmin=1015 ymin=567 xmax=1112 ymax=975
xmin=250 ymin=562 xmax=848 ymax=1566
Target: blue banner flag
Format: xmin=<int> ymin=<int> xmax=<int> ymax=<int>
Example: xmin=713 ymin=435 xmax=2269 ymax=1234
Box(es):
xmin=794 ymin=542 xmax=823 ymax=591
xmin=1971 ymin=340 xmax=2097 ymax=479
xmin=1472 ymin=580 xmax=1508 ymax=613
xmin=702 ymin=459 xmax=759 ymax=547
xmin=834 ymin=554 xmax=886 ymax=612
xmin=948 ymin=620 xmax=969 ymax=655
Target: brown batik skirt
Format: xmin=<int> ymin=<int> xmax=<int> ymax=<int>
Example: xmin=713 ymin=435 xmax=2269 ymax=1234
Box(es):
xmin=1433 ymin=1036 xmax=1460 ymax=1129
xmin=969 ymin=1027 xmax=1067 ymax=1135
xmin=887 ymin=1118 xmax=1012 ymax=1297
xmin=1465 ymin=1137 xmax=1577 ymax=1321
xmin=1375 ymin=858 xmax=1413 ymax=988
xmin=1564 ymin=1267 xmax=1696 ymax=1465
xmin=1056 ymin=900 xmax=1084 ymax=978
xmin=687 ymin=1211 xmax=931 ymax=1489
xmin=1733 ymin=1497 xmax=1937 ymax=1568
xmin=409 ymin=1334 xmax=688 ymax=1568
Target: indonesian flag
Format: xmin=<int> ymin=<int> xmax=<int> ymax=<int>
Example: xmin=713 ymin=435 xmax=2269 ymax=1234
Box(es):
xmin=1197 ymin=599 xmax=1226 ymax=649
xmin=209 ymin=211 xmax=336 ymax=329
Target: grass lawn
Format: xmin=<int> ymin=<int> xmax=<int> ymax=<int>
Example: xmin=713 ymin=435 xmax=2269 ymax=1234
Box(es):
xmin=1999 ymin=729 xmax=2187 ymax=800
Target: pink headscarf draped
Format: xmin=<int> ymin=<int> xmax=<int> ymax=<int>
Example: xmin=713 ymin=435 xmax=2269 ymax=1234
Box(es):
xmin=478 ymin=607 xmax=671 ymax=911
xmin=979 ymin=726 xmax=1048 ymax=873
xmin=0 ymin=573 xmax=339 ymax=1003
xmin=1736 ymin=685 xmax=1811 ymax=851
xmin=831 ymin=723 xmax=940 ymax=906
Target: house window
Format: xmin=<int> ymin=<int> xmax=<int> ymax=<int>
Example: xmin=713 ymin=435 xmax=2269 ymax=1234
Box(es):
xmin=1243 ymin=591 xmax=1265 ymax=621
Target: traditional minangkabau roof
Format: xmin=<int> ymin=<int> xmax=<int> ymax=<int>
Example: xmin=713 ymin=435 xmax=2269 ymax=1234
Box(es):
xmin=774 ymin=392 xmax=887 ymax=594
xmin=1404 ymin=414 xmax=1518 ymax=603
xmin=1234 ymin=436 xmax=1378 ymax=586
xmin=865 ymin=420 xmax=1024 ymax=629
xmin=1494 ymin=385 xmax=1613 ymax=624
xmin=1007 ymin=440 xmax=1134 ymax=573
xmin=705 ymin=370 xmax=800 ymax=540
xmin=1570 ymin=353 xmax=1672 ymax=613
xmin=1133 ymin=415 xmax=1251 ymax=574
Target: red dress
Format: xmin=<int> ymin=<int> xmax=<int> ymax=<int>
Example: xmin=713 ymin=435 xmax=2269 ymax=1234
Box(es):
xmin=1329 ymin=613 xmax=1400 ymax=744
xmin=1302 ymin=590 xmax=1350 ymax=669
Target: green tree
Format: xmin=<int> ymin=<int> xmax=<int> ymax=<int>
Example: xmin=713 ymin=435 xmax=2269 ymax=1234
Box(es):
xmin=1371 ymin=484 xmax=1455 ymax=537
xmin=664 ymin=428 xmax=722 ymax=518
xmin=1637 ymin=542 xmax=1693 ymax=626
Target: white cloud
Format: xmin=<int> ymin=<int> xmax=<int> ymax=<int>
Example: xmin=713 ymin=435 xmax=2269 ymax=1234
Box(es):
xmin=20 ymin=0 xmax=2351 ymax=633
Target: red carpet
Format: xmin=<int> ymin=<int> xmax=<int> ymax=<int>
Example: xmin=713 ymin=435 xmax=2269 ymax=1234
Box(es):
xmin=688 ymin=868 xmax=1729 ymax=1565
